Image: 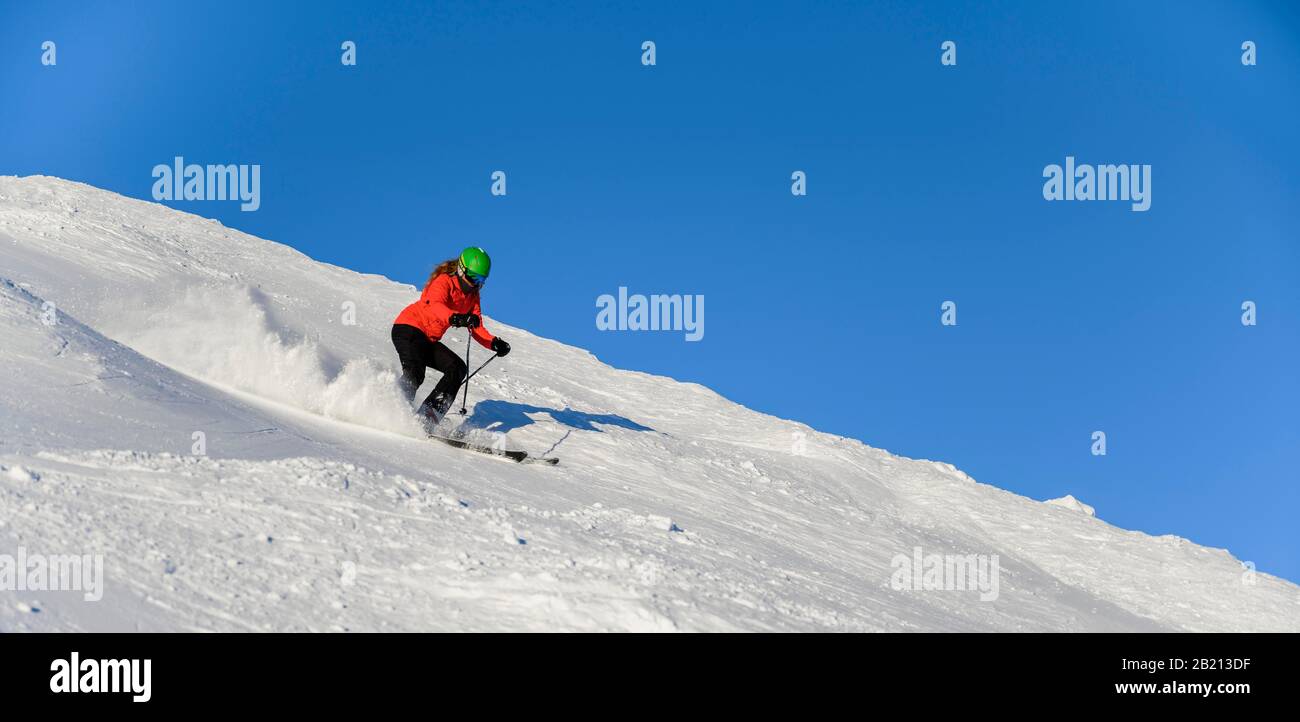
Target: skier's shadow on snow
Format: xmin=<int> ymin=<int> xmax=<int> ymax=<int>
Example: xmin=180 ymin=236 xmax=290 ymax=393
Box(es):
xmin=464 ymin=400 xmax=653 ymax=434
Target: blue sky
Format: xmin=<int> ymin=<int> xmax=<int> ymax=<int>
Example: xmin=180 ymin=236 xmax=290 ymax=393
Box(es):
xmin=3 ymin=0 xmax=1297 ymax=582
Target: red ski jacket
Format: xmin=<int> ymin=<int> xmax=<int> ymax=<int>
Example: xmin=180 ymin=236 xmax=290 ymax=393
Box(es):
xmin=394 ymin=273 xmax=496 ymax=349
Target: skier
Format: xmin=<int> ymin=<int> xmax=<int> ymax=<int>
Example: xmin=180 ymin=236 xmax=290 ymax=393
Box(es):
xmin=391 ymin=246 xmax=511 ymax=430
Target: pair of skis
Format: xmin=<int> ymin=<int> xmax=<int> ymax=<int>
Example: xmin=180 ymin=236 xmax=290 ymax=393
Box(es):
xmin=427 ymin=433 xmax=559 ymax=465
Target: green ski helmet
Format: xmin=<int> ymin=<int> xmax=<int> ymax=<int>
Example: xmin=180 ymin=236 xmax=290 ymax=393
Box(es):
xmin=457 ymin=246 xmax=491 ymax=288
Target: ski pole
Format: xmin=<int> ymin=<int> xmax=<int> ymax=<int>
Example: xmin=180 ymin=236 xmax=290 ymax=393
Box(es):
xmin=453 ymin=352 xmax=497 ymax=399
xmin=458 ymin=330 xmax=473 ymax=415
xmin=461 ymin=353 xmax=498 ymax=387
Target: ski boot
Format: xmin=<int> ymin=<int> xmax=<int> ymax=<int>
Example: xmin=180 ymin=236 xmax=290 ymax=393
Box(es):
xmin=417 ymin=392 xmax=456 ymax=435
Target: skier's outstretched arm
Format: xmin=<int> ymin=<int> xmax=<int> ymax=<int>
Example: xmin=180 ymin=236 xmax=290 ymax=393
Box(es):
xmin=469 ymin=297 xmax=497 ymax=350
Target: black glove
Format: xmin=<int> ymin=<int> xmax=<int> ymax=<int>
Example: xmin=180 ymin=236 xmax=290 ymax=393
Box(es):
xmin=448 ymin=313 xmax=481 ymax=329
xmin=491 ymin=337 xmax=511 ymax=357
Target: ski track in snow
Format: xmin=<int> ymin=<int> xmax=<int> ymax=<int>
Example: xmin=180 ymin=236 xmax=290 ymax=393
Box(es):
xmin=0 ymin=176 xmax=1296 ymax=632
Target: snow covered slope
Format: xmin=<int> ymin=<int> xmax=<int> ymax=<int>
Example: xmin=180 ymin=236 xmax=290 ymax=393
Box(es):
xmin=1 ymin=176 xmax=1295 ymax=632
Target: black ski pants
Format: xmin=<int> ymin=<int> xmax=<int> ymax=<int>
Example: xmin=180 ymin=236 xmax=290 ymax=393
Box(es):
xmin=391 ymin=324 xmax=466 ymax=411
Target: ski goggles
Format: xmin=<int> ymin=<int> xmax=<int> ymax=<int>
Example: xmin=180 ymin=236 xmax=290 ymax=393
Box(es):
xmin=460 ymin=268 xmax=488 ymax=288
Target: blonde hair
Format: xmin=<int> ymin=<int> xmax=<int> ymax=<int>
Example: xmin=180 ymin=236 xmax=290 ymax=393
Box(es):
xmin=425 ymin=257 xmax=459 ymax=290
